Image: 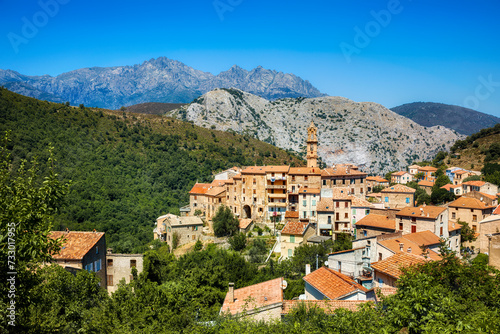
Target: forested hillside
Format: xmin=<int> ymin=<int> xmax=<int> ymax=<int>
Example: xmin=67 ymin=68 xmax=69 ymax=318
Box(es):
xmin=0 ymin=87 xmax=303 ymax=252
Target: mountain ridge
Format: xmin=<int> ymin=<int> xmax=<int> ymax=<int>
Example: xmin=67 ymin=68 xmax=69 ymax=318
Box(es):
xmin=391 ymin=102 xmax=500 ymax=135
xmin=0 ymin=57 xmax=325 ymax=109
xmin=167 ymin=88 xmax=464 ymax=173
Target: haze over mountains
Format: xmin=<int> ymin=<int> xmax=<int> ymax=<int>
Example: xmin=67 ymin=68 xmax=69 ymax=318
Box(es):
xmin=0 ymin=57 xmax=324 ymax=110
xmin=166 ymin=88 xmax=463 ymax=173
xmin=391 ymin=102 xmax=500 ymax=135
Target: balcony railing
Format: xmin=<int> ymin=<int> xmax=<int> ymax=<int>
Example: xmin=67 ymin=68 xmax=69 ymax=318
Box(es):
xmin=267 ymin=175 xmax=287 ymax=181
xmin=266 ymin=185 xmax=287 ymax=190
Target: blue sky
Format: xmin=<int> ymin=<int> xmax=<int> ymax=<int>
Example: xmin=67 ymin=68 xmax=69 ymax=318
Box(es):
xmin=1 ymin=0 xmax=500 ymax=117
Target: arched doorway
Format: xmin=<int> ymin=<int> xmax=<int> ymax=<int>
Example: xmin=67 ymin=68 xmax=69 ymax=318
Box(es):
xmin=243 ymin=205 xmax=251 ymax=219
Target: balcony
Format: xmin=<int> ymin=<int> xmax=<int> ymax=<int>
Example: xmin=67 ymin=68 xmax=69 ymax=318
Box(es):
xmin=267 ymin=175 xmax=287 ymax=181
xmin=269 ymin=202 xmax=287 ymax=207
xmin=266 ymin=185 xmax=287 ymax=190
xmin=268 ymin=193 xmax=287 ymax=199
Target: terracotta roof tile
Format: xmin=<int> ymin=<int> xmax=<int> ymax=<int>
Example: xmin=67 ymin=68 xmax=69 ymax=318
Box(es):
xmin=303 ymin=267 xmax=368 ymax=300
xmin=210 ymin=179 xmax=227 ymax=187
xmin=205 ymin=186 xmax=226 ymax=197
xmin=349 ymin=196 xmax=373 ymax=208
xmin=441 ymin=184 xmax=460 ymax=191
xmin=396 ymin=205 xmax=446 ymax=219
xmin=265 ymin=165 xmax=291 ymax=173
xmin=355 ymin=214 xmax=396 ymax=230
xmin=285 ymin=211 xmax=299 ymax=218
xmin=378 ymin=236 xmax=441 ymax=261
xmin=381 ymin=184 xmax=416 ymax=193
xmin=289 ymin=167 xmax=322 ymax=175
xmin=321 ymin=165 xmax=367 ymax=177
xmin=402 ymin=230 xmax=441 ymax=246
xmin=316 ymin=199 xmax=336 ymax=212
xmin=366 ymin=176 xmax=389 ymax=183
xmin=221 ymin=278 xmax=283 ymax=316
xmin=281 ymin=300 xmax=368 ymax=314
xmin=448 ymin=197 xmax=495 ymax=210
xmin=448 ymin=221 xmax=462 ymax=231
xmin=454 ymin=170 xmax=470 ymax=175
xmin=238 ymin=218 xmax=253 ymax=229
xmin=281 ymin=221 xmax=310 ymax=235
xmin=462 ymin=181 xmax=486 ymax=187
xmin=418 ymin=166 xmax=438 ymax=172
xmin=50 ymin=231 xmax=104 ymax=260
xmin=418 ymin=180 xmax=435 ymax=187
xmin=475 ymin=192 xmax=497 ymax=200
xmin=241 ymin=166 xmax=267 ymax=174
xmin=372 ymin=253 xmax=427 ymax=279
xmin=494 ymin=205 xmax=500 ymax=215
xmin=189 ymin=183 xmax=212 ymax=195
xmin=392 ymin=171 xmax=406 ymax=176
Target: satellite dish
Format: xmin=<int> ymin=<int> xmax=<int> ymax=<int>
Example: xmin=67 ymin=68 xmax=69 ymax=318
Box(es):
xmin=324 ymin=261 xmax=329 ymax=267
xmin=281 ymin=280 xmax=288 ymax=290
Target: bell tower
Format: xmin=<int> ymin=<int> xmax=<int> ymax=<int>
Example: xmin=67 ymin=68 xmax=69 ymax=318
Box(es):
xmin=306 ymin=121 xmax=318 ymax=168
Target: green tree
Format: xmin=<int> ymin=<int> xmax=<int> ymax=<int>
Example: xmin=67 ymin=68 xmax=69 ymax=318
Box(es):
xmin=194 ymin=239 xmax=203 ymax=251
xmin=212 ymin=205 xmax=239 ymax=237
xmin=458 ymin=220 xmax=477 ymax=244
xmin=414 ymin=171 xmax=425 ymax=180
xmin=432 ymin=174 xmax=451 ymax=191
xmin=249 ymin=239 xmax=267 ymax=263
xmin=228 ymin=232 xmax=247 ymax=251
xmin=462 ymin=174 xmax=481 ymax=182
xmin=430 ymin=188 xmax=455 ymax=204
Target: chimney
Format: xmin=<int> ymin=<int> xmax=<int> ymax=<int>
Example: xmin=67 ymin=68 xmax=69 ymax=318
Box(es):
xmin=305 ymin=264 xmax=311 ymax=275
xmin=228 ymin=283 xmax=235 ymax=302
xmin=399 ymin=243 xmax=404 ymax=252
xmin=407 ymin=247 xmax=412 ymax=253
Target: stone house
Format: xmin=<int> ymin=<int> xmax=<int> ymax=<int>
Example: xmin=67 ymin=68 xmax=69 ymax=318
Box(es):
xmin=155 ymin=214 xmax=204 ymax=249
xmin=238 ymin=218 xmax=254 ymax=233
xmin=106 ymin=249 xmax=143 ymax=294
xmin=408 ymin=165 xmax=420 ymax=176
xmin=448 ymin=197 xmax=495 ymax=233
xmin=214 ymin=166 xmax=241 ymax=180
xmin=303 ymin=267 xmax=372 ymax=301
xmin=321 ymin=164 xmax=367 ymax=197
xmin=462 ymin=191 xmax=498 ymax=207
xmin=395 ymin=205 xmax=449 ymax=238
xmin=327 ymin=246 xmax=372 ymax=282
xmin=417 ymin=180 xmax=434 ymax=195
xmin=189 ymin=183 xmax=211 ymax=216
xmin=371 ymin=252 xmax=427 ymax=288
xmin=366 ymin=176 xmax=389 ymax=193
xmin=205 ymin=183 xmax=227 ymax=223
xmin=376 ymin=233 xmax=442 ymax=262
xmin=478 ymin=215 xmax=500 ymax=253
xmin=49 ymin=231 xmax=107 ymax=287
xmin=381 ymin=184 xmax=416 ymax=209
xmin=220 ymin=278 xmax=284 ymax=322
xmin=391 ymin=171 xmax=413 ymax=184
xmin=446 ymin=168 xmax=475 ymax=185
xmin=462 ymin=181 xmax=499 ymax=197
xmin=355 ymin=214 xmax=396 ymax=239
xmin=287 ymin=167 xmax=322 ymax=216
xmin=280 ymin=221 xmax=316 ymax=258
xmin=441 ymin=183 xmax=463 ymax=196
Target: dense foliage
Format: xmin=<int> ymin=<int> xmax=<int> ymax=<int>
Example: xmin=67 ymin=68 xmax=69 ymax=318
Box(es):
xmin=0 ymin=88 xmax=303 ymax=252
xmin=212 ymin=205 xmax=240 ymax=237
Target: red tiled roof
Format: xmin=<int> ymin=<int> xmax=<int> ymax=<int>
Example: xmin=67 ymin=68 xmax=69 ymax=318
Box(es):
xmin=189 ymin=183 xmax=211 ymax=195
xmin=381 ymin=184 xmax=416 ymax=193
xmin=494 ymin=205 xmax=500 ymax=215
xmin=371 ymin=253 xmax=426 ymax=279
xmin=265 ymin=165 xmax=291 ymax=173
xmin=418 ymin=180 xmax=434 ymax=187
xmin=418 ymin=166 xmax=438 ymax=172
xmin=402 ymin=230 xmax=441 ymax=247
xmin=288 ymin=167 xmax=322 ymax=175
xmin=285 ymin=211 xmax=299 ymax=218
xmin=378 ymin=236 xmax=441 ymax=261
xmin=441 ymin=184 xmax=460 ymax=191
xmin=281 ymin=221 xmax=310 ymax=235
xmin=316 ymin=199 xmax=336 ymax=212
xmin=448 ymin=221 xmax=462 ymax=231
xmin=350 ymin=196 xmax=374 ymax=208
xmin=366 ymin=176 xmax=389 ymax=183
xmin=281 ymin=300 xmax=368 ymax=314
xmin=321 ymin=165 xmax=367 ymax=177
xmin=239 ymin=218 xmax=253 ymax=229
xmin=355 ymin=214 xmax=396 ymax=230
xmin=221 ymin=278 xmax=283 ymax=316
xmin=396 ymin=205 xmax=446 ymax=219
xmin=241 ymin=166 xmax=267 ymax=175
xmin=454 ymin=170 xmax=470 ymax=175
xmin=448 ymin=197 xmax=495 ymax=210
xmin=392 ymin=171 xmax=407 ymax=176
xmin=205 ymin=186 xmax=226 ymax=197
xmin=50 ymin=231 xmax=104 ymax=260
xmin=476 ymin=192 xmax=497 ymax=200
xmin=303 ymin=267 xmax=368 ymax=300
xmin=462 ymin=181 xmax=486 ymax=187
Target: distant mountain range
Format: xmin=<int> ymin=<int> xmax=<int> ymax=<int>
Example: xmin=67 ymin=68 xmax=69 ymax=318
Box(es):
xmin=0 ymin=57 xmax=325 ymax=110
xmin=166 ymin=88 xmax=464 ymax=173
xmin=391 ymin=102 xmax=500 ymax=135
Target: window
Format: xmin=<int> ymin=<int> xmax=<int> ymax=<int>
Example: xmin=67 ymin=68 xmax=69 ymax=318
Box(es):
xmin=290 ymin=235 xmax=295 ymax=243
xmin=363 ymin=230 xmax=367 ymax=237
xmin=452 ymin=212 xmax=456 ymax=219
xmin=378 ymin=253 xmax=382 ymax=261
xmin=253 ymin=178 xmax=256 ymax=184
xmin=107 ymin=259 xmax=113 ymax=267
xmin=345 ymin=202 xmax=348 ymax=208
xmin=107 ymin=275 xmax=113 ymax=286
xmin=130 ymin=260 xmax=137 ymax=268
xmin=350 ymin=179 xmax=355 ymax=185
xmin=338 ymin=261 xmax=342 ymax=272
xmin=243 ymin=189 xmax=245 ymax=194
xmin=361 ymin=178 xmax=364 ymax=183
xmin=305 ymin=176 xmax=308 ymax=181
xmin=344 ymin=212 xmax=348 ymax=218
xmin=406 ymin=197 xmax=410 ymax=204
xmin=96 ymin=246 xmax=99 ymax=254
xmin=192 ymin=235 xmax=196 ymax=240
xmin=351 ymin=188 xmax=354 ymax=194
xmin=336 ymin=201 xmax=340 ymax=208
xmin=303 ymin=194 xmax=306 ymax=199
xmin=399 ymin=222 xmax=403 ymax=230
xmin=360 ymin=188 xmax=363 ymax=194
xmin=336 ymin=212 xmax=340 ymax=220
xmin=288 ymin=249 xmax=293 ymax=257
xmin=95 ymin=259 xmax=101 ymax=272
xmin=365 ymin=209 xmax=370 ymax=215
xmin=472 ymin=215 xmax=477 ymax=222
xmin=194 ymin=196 xmax=197 ymax=200
xmin=323 ymin=180 xmax=326 ymax=186
xmin=312 ymin=211 xmax=315 ymax=217
xmin=411 ymin=225 xmax=416 ymax=233
xmin=440 ymin=227 xmax=443 ymax=236
xmin=303 ymin=211 xmax=307 ymax=219
xmin=472 ymin=225 xmax=477 ymax=232
xmin=312 ymin=200 xmax=316 ymax=206
xmin=253 ymin=189 xmax=256 ymax=194
xmin=353 ymin=209 xmax=357 ymax=215
xmin=385 ymin=197 xmax=389 ymax=203
xmin=328 ymin=216 xmax=332 ymax=224
xmin=342 ymin=179 xmax=345 ymax=185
